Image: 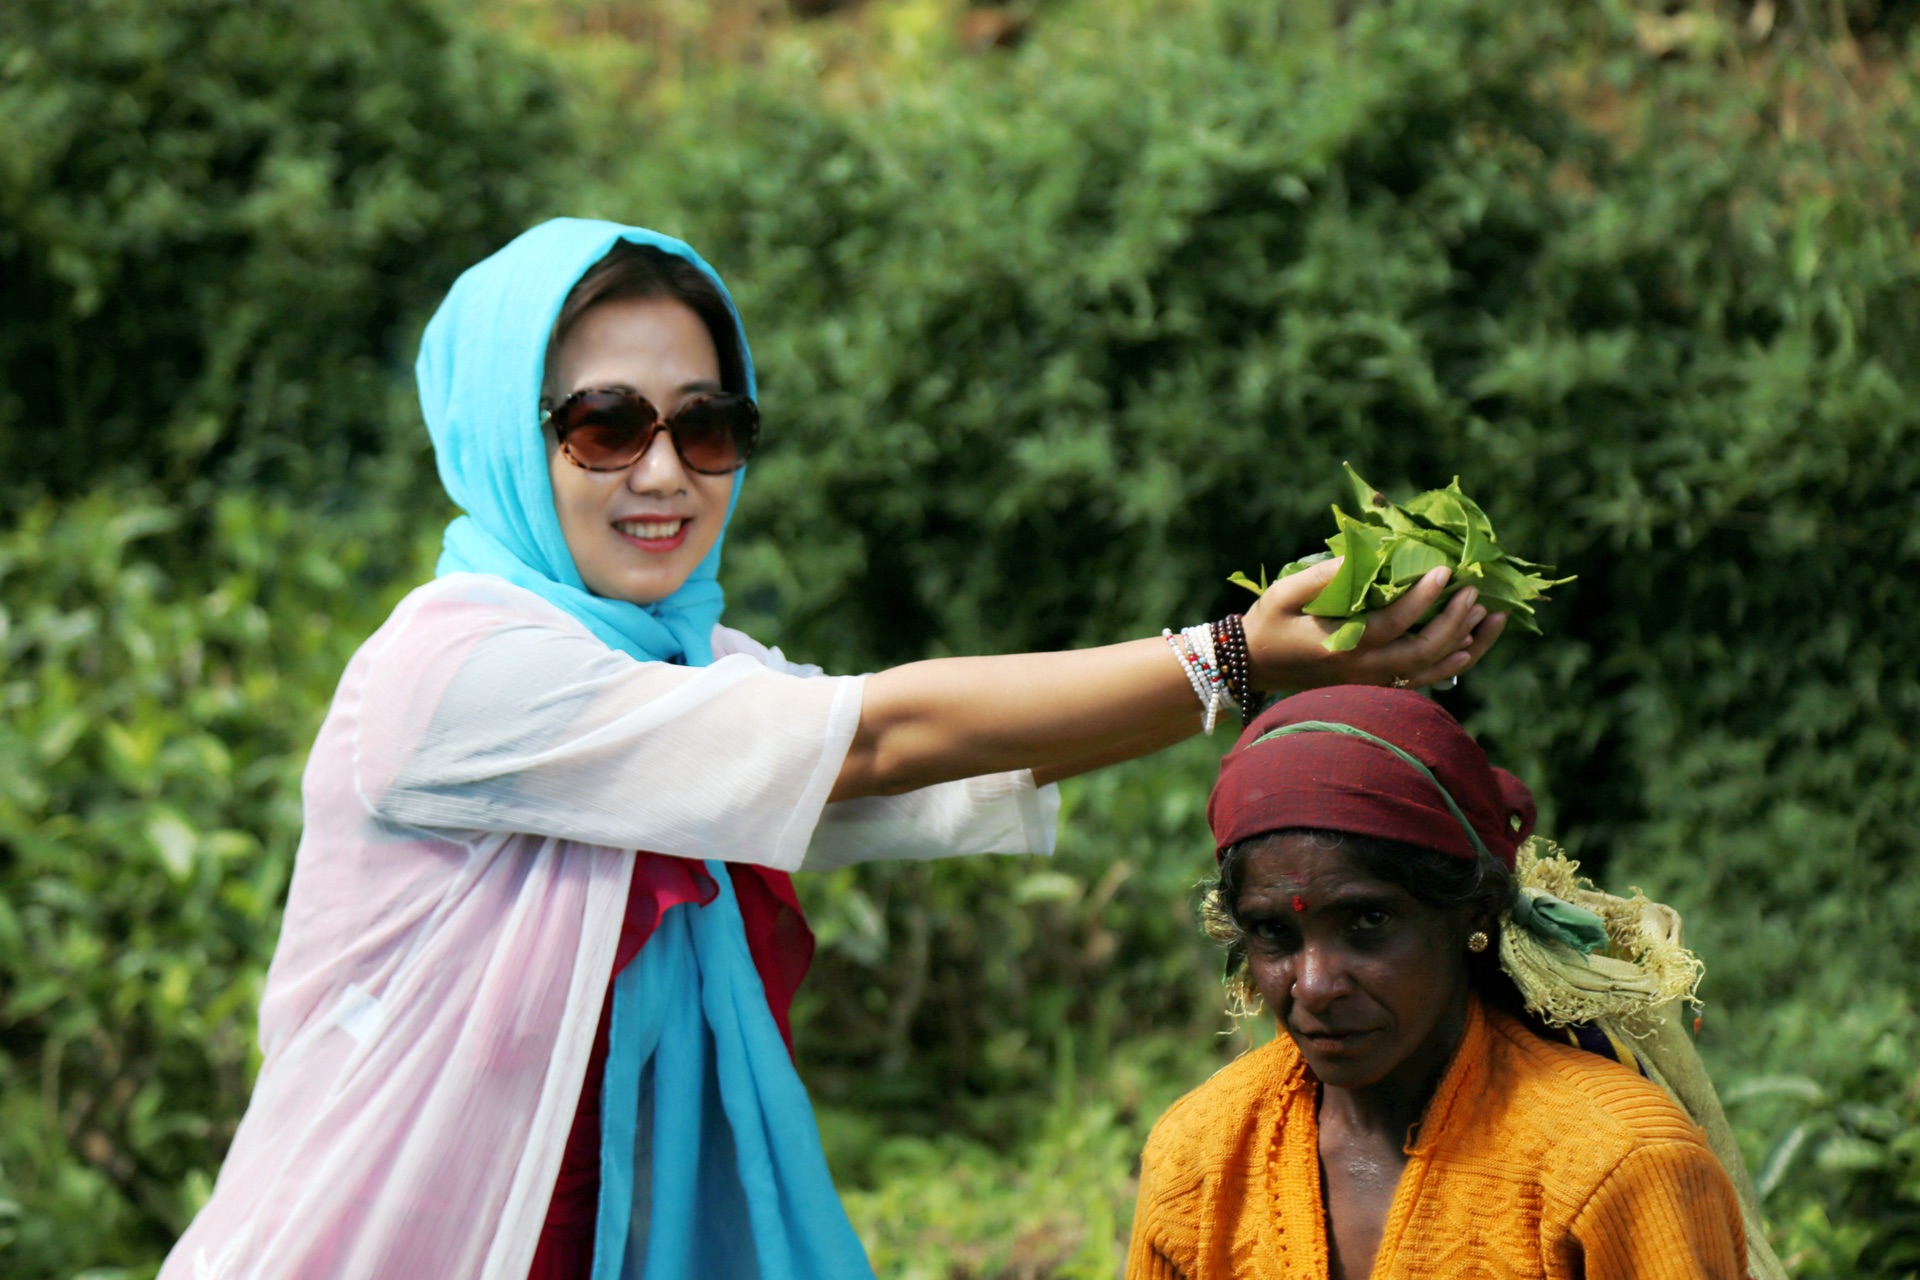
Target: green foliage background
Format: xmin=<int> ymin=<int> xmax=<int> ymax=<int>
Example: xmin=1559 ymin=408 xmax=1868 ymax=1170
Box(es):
xmin=3 ymin=0 xmax=1918 ymax=1275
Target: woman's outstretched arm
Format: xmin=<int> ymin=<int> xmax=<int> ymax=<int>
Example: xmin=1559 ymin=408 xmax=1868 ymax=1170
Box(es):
xmin=831 ymin=560 xmax=1506 ymax=800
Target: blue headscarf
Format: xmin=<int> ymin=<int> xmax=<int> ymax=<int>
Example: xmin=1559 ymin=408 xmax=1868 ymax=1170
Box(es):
xmin=416 ymin=219 xmax=875 ymax=1280
xmin=418 ymin=217 xmax=755 ymax=666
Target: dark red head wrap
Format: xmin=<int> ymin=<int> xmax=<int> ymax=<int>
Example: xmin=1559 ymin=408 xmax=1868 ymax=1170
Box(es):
xmin=1208 ymin=686 xmax=1536 ymax=868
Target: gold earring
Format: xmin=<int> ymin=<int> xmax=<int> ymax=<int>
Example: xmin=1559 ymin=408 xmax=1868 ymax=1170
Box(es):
xmin=1467 ymin=930 xmax=1490 ymax=954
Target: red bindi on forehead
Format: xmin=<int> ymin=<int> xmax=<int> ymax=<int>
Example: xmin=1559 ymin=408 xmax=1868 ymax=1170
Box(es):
xmin=1292 ymin=894 xmax=1308 ymax=913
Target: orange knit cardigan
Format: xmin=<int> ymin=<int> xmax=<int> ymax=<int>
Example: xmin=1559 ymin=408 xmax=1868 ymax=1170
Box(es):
xmin=1127 ymin=997 xmax=1748 ymax=1280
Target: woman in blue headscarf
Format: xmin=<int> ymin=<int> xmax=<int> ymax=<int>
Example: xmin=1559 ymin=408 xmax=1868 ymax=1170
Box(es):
xmin=160 ymin=219 xmax=1503 ymax=1280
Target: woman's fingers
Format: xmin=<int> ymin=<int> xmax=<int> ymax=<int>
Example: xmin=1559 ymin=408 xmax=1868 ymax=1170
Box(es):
xmin=1397 ymin=612 xmax=1507 ymax=686
xmin=1353 ymin=582 xmax=1480 ymax=680
xmin=1255 ymin=555 xmax=1345 ymax=610
xmin=1359 ymin=575 xmax=1474 ymax=667
xmin=1358 ymin=567 xmax=1453 ymax=645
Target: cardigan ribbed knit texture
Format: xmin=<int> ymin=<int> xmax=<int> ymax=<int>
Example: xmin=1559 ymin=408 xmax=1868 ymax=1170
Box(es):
xmin=1127 ymin=997 xmax=1748 ymax=1280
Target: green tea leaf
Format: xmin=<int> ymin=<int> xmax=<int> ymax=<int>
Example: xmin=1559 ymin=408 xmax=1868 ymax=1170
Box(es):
xmin=1403 ymin=477 xmax=1497 ymax=543
xmin=1343 ymin=462 xmax=1393 ymax=521
xmin=1233 ymin=465 xmax=1571 ymax=651
xmin=1324 ymin=617 xmax=1368 ymax=651
xmin=1304 ymin=512 xmax=1386 ymax=617
xmin=1386 ymin=536 xmax=1452 ymax=583
xmin=1226 ymin=569 xmax=1268 ymax=597
xmin=1380 ymin=504 xmax=1421 ymax=534
xmin=1459 ymin=517 xmax=1502 ymax=570
xmin=1274 ymin=550 xmax=1335 ymax=579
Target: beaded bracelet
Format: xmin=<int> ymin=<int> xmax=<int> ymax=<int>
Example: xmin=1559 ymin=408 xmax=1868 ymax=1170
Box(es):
xmin=1163 ymin=626 xmax=1237 ymax=735
xmin=1211 ymin=613 xmax=1257 ymax=724
xmin=1162 ymin=629 xmax=1212 ymax=714
xmin=1164 ymin=630 xmax=1222 ymax=734
xmin=1183 ymin=624 xmax=1240 ymax=717
xmin=1188 ymin=627 xmax=1226 ymax=737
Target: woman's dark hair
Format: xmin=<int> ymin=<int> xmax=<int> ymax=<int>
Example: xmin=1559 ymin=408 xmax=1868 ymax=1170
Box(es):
xmin=546 ymin=241 xmax=749 ymax=397
xmin=1200 ymin=828 xmax=1521 ymax=1015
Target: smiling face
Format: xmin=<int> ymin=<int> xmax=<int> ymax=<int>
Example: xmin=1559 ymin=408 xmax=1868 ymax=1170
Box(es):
xmin=543 ymin=294 xmax=736 ymax=605
xmin=1235 ymin=833 xmax=1477 ymax=1094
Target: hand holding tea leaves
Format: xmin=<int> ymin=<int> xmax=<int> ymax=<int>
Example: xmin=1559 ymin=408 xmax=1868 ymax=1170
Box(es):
xmin=1234 ymin=464 xmax=1572 ymax=652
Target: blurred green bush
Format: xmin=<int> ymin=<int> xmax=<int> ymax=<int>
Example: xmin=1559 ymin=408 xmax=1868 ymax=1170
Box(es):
xmin=0 ymin=0 xmax=569 ymax=503
xmin=0 ymin=494 xmax=435 ymax=1273
xmin=4 ymin=0 xmax=1919 ymax=1275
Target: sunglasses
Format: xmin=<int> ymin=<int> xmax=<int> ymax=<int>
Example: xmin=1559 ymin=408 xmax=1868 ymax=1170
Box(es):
xmin=542 ymin=387 xmax=760 ymax=474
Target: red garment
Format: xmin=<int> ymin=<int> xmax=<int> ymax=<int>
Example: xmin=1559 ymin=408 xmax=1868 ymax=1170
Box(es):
xmin=527 ymin=855 xmax=814 ymax=1280
xmin=1208 ymin=686 xmax=1536 ymax=866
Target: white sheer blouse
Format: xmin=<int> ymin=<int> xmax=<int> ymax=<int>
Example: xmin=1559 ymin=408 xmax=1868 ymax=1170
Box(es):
xmin=354 ymin=574 xmax=1057 ymax=870
xmin=160 ymin=572 xmax=1058 ymax=1280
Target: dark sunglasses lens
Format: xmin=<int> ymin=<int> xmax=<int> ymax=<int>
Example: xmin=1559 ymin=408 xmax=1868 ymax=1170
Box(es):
xmin=557 ymin=392 xmax=658 ymax=468
xmin=671 ymin=396 xmax=759 ymax=474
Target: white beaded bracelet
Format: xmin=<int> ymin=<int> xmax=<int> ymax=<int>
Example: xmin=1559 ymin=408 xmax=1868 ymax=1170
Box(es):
xmin=1182 ymin=624 xmax=1241 ymax=719
xmin=1163 ymin=630 xmax=1213 ymax=721
xmin=1164 ymin=626 xmax=1230 ymax=735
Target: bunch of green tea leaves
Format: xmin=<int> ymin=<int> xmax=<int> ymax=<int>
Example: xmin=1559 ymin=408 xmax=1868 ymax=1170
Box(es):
xmin=1231 ymin=464 xmax=1573 ymax=651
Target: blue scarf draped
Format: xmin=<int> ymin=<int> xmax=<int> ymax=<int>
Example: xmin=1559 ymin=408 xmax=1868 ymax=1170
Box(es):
xmin=417 ymin=218 xmax=873 ymax=1280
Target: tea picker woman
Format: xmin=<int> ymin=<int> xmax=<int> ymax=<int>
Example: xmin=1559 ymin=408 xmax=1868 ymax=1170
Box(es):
xmin=1128 ymin=685 xmax=1785 ymax=1280
xmin=159 ymin=218 xmax=1503 ymax=1280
